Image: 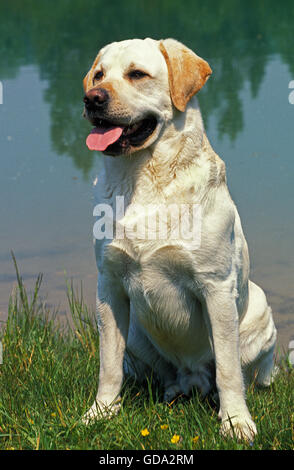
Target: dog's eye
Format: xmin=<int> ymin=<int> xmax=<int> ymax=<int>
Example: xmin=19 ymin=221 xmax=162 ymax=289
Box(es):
xmin=128 ymin=70 xmax=149 ymax=80
xmin=94 ymin=71 xmax=104 ymax=81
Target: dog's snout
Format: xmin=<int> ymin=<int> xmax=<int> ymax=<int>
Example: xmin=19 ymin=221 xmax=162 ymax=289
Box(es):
xmin=83 ymin=88 xmax=109 ymax=108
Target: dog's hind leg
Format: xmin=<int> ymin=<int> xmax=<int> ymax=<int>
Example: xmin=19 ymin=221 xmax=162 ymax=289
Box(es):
xmin=240 ymin=281 xmax=277 ymax=387
xmin=254 ymin=344 xmax=278 ymax=386
xmin=125 ymin=311 xmax=181 ymax=401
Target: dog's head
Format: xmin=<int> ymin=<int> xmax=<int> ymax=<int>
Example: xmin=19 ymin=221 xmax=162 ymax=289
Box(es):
xmin=83 ymin=38 xmax=212 ymax=156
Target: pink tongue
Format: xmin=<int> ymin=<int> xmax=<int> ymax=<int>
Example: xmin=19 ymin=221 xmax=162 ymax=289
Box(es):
xmin=86 ymin=126 xmax=123 ymax=151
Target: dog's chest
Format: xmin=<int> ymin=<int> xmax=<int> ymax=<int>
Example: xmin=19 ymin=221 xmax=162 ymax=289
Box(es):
xmin=103 ymin=238 xmax=208 ymax=359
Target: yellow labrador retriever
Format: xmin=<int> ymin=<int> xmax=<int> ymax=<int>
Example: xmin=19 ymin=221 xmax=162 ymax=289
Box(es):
xmin=82 ymin=38 xmax=277 ymax=440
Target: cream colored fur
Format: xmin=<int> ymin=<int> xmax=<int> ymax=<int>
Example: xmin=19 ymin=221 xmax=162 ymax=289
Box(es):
xmin=83 ymin=38 xmax=277 ymax=441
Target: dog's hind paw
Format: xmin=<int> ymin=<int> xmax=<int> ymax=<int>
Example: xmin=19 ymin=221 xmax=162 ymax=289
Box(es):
xmin=163 ymin=383 xmax=182 ymax=403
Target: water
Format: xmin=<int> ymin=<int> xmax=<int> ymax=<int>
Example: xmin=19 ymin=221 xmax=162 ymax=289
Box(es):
xmin=0 ymin=0 xmax=293 ymax=350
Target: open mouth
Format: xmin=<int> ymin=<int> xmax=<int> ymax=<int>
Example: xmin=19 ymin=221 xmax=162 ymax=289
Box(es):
xmin=86 ymin=115 xmax=158 ymax=154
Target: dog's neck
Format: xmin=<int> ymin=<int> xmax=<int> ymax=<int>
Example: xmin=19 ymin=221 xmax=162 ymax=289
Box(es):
xmin=102 ymin=97 xmax=205 ymax=184
xmin=98 ymin=96 xmax=225 ymax=208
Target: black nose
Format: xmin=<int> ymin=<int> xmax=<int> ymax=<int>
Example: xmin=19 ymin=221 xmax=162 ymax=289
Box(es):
xmin=83 ymin=88 xmax=109 ymax=108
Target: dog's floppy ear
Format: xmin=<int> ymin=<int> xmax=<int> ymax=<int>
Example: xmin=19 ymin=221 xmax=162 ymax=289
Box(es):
xmin=83 ymin=52 xmax=101 ymax=92
xmin=159 ymin=39 xmax=212 ymax=112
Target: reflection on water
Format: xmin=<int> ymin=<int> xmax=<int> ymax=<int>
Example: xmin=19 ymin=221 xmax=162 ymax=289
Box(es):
xmin=0 ymin=0 xmax=293 ymax=349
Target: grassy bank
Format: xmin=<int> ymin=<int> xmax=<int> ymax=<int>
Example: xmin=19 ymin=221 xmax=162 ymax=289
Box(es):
xmin=0 ymin=262 xmax=293 ymax=450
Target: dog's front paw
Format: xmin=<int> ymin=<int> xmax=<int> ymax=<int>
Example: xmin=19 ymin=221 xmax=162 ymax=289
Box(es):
xmin=82 ymin=400 xmax=121 ymax=424
xmin=220 ymin=412 xmax=257 ymax=442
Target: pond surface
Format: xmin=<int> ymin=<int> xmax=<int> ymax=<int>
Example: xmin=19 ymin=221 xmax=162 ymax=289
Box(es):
xmin=0 ymin=0 xmax=293 ymax=350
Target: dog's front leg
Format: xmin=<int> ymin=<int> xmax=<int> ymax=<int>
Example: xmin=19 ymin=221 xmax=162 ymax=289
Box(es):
xmin=83 ymin=276 xmax=129 ymax=422
xmin=205 ymin=287 xmax=257 ymax=441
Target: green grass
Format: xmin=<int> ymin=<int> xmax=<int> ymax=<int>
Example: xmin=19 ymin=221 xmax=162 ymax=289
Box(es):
xmin=0 ymin=260 xmax=293 ymax=450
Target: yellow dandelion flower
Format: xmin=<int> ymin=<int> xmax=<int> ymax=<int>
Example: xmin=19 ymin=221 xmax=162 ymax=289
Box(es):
xmin=160 ymin=424 xmax=168 ymax=430
xmin=51 ymin=413 xmax=56 ymax=417
xmin=141 ymin=428 xmax=150 ymax=437
xmin=192 ymin=435 xmax=199 ymax=444
xmin=171 ymin=434 xmax=180 ymax=444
